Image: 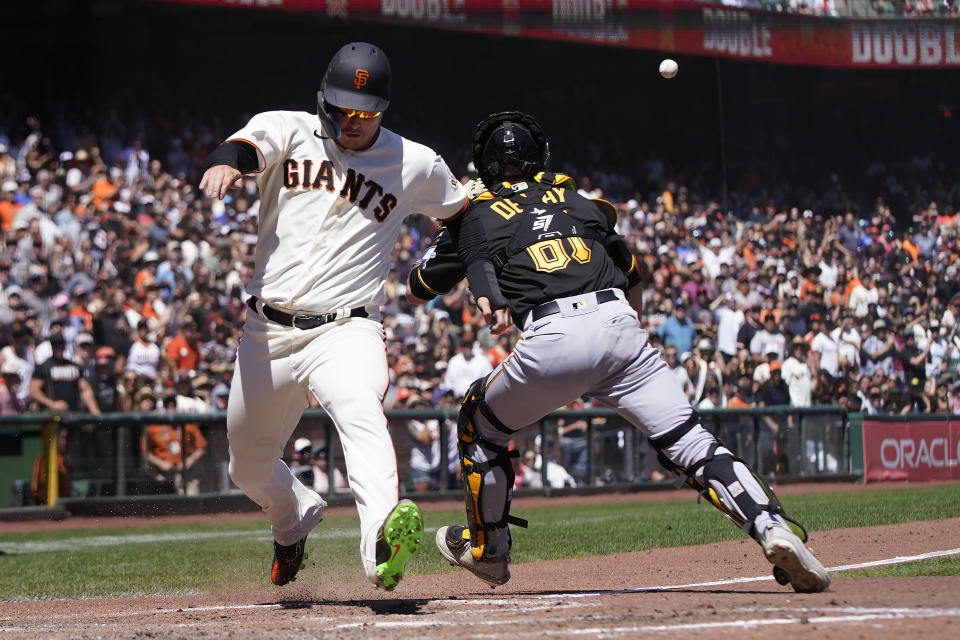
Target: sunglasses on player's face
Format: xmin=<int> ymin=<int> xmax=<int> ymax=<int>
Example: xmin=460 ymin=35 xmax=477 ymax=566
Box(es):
xmin=326 ymin=103 xmax=381 ymax=120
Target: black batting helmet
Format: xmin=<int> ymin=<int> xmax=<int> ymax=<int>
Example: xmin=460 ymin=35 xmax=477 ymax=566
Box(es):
xmin=318 ymin=42 xmax=391 ymax=114
xmin=472 ymin=111 xmax=550 ymax=187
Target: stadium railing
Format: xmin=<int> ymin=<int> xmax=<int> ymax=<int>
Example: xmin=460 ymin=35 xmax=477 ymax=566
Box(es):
xmin=0 ymin=406 xmax=859 ymax=516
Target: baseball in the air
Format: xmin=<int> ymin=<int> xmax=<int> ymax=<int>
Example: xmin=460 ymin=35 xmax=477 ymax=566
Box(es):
xmin=659 ymin=58 xmax=678 ymax=79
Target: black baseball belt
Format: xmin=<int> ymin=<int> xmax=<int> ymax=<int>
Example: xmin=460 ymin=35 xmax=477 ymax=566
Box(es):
xmin=530 ymin=289 xmax=619 ymax=322
xmin=246 ymin=296 xmax=368 ymax=330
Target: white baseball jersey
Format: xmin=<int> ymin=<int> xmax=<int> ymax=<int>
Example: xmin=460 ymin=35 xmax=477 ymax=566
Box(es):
xmin=228 ymin=110 xmax=467 ymax=313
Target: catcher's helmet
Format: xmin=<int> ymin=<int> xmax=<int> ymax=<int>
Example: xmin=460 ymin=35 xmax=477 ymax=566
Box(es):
xmin=472 ymin=111 xmax=549 ymax=187
xmin=318 ymin=42 xmax=391 ymax=114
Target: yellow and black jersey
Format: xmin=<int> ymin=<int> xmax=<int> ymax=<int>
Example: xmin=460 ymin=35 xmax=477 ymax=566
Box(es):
xmin=408 ymin=174 xmax=594 ymax=300
xmin=457 ymin=172 xmax=639 ymax=325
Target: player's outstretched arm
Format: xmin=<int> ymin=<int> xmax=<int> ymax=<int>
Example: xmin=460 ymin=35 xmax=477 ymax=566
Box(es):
xmin=200 ymin=139 xmax=260 ymax=200
xmin=200 ymin=165 xmax=243 ymax=201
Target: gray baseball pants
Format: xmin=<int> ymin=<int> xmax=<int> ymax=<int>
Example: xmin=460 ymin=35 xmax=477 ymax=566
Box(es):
xmin=470 ymin=288 xmax=773 ymax=557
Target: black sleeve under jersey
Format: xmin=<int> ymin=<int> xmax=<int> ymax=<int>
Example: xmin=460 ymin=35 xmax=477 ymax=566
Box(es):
xmin=589 ymin=198 xmax=641 ymax=289
xmin=605 ymin=234 xmax=641 ymax=289
xmin=203 ymin=140 xmax=259 ymax=173
xmin=407 ymin=226 xmax=467 ymax=300
xmin=457 ymin=207 xmax=509 ymax=310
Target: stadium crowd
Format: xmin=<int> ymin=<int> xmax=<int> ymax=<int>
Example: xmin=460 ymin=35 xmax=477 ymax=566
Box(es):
xmin=1 ymin=110 xmax=959 ymax=414
xmin=1 ymin=106 xmax=958 ymax=495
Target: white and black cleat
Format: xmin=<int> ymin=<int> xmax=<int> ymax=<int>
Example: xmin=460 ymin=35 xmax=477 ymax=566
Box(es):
xmin=762 ymin=524 xmax=830 ymax=593
xmin=436 ymin=525 xmax=510 ymax=588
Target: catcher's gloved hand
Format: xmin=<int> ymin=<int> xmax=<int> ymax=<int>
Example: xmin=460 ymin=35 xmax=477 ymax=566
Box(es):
xmin=464 ymin=178 xmax=487 ymax=200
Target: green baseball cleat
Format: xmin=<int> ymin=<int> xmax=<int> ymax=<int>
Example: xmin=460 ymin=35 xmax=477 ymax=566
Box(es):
xmin=375 ymin=499 xmax=424 ymax=591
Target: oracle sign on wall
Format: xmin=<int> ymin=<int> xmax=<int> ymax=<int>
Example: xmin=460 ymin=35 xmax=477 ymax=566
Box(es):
xmin=862 ymin=420 xmax=960 ymax=483
xmin=851 ymin=23 xmax=960 ymax=66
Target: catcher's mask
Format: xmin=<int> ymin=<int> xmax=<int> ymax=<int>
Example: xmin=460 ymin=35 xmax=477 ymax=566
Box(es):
xmin=317 ymin=42 xmax=391 ymax=137
xmin=472 ymin=111 xmax=549 ymax=187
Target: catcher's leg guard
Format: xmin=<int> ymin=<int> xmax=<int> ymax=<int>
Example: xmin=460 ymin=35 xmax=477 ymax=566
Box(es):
xmin=458 ymin=377 xmax=528 ymax=560
xmin=649 ymin=412 xmax=809 ymax=542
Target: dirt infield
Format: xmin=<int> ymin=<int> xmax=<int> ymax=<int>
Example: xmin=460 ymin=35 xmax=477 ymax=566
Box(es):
xmin=2 ymin=485 xmax=959 ymax=639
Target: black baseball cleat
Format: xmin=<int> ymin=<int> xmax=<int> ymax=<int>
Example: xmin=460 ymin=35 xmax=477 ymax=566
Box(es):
xmin=271 ymin=537 xmax=308 ymax=586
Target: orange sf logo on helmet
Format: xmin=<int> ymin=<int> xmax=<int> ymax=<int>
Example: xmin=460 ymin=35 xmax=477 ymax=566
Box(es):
xmin=354 ymin=69 xmax=369 ymax=89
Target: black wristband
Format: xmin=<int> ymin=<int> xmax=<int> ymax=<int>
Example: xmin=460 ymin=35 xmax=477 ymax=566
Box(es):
xmin=204 ymin=140 xmax=259 ymax=173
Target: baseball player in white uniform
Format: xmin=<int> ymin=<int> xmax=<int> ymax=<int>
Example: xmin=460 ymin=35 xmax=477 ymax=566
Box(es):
xmin=199 ymin=42 xmax=467 ymax=590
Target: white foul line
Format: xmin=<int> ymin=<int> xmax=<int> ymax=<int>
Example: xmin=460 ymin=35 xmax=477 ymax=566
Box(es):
xmin=1 ymin=546 xmax=958 ymax=632
xmin=826 ymin=547 xmax=960 ymax=573
xmin=523 ymin=546 xmax=960 ymax=597
xmin=540 ymin=607 xmax=960 ymax=637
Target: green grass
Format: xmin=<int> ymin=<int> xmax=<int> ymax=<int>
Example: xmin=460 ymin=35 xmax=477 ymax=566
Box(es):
xmin=0 ymin=484 xmax=958 ymax=601
xmin=835 ymin=556 xmax=960 ymax=578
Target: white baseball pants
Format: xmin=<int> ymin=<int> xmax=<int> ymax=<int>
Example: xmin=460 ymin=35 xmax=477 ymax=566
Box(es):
xmin=227 ymin=309 xmax=398 ymax=584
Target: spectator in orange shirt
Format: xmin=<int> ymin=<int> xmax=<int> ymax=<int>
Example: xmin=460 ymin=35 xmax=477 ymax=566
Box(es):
xmin=90 ymin=167 xmax=117 ymax=211
xmin=68 ymin=286 xmax=94 ymax=332
xmin=798 ymin=265 xmax=822 ymax=299
xmin=139 ymin=280 xmax=164 ymax=322
xmin=133 ymin=251 xmax=161 ymax=295
xmin=900 ymin=235 xmax=920 ymax=262
xmin=727 ymin=374 xmax=755 ymax=408
xmin=0 ymin=181 xmax=22 ymax=232
xmin=840 ymin=267 xmax=861 ymax=307
xmin=165 ymin=316 xmax=201 ymax=374
xmin=487 ymin=333 xmax=513 ymax=368
xmin=935 ymin=203 xmax=958 ymax=229
xmin=139 ymin=387 xmax=208 ymax=495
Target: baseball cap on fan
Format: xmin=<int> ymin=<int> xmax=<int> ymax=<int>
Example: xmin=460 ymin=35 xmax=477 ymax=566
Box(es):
xmin=294 ymin=437 xmax=312 ymax=454
xmin=319 ymin=42 xmax=391 ymax=113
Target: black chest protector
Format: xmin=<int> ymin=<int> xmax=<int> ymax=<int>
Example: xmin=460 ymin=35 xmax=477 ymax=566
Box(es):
xmin=485 ymin=173 xmax=607 ymax=272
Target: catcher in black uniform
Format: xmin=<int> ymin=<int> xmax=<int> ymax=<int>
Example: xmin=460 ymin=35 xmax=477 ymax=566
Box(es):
xmin=410 ymin=111 xmax=829 ymax=593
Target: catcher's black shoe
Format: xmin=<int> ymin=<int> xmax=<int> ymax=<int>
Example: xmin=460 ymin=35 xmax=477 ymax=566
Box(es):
xmin=271 ymin=536 xmax=308 ymax=586
xmin=374 ymin=499 xmax=424 ymax=590
xmin=436 ymin=524 xmax=510 ymax=588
